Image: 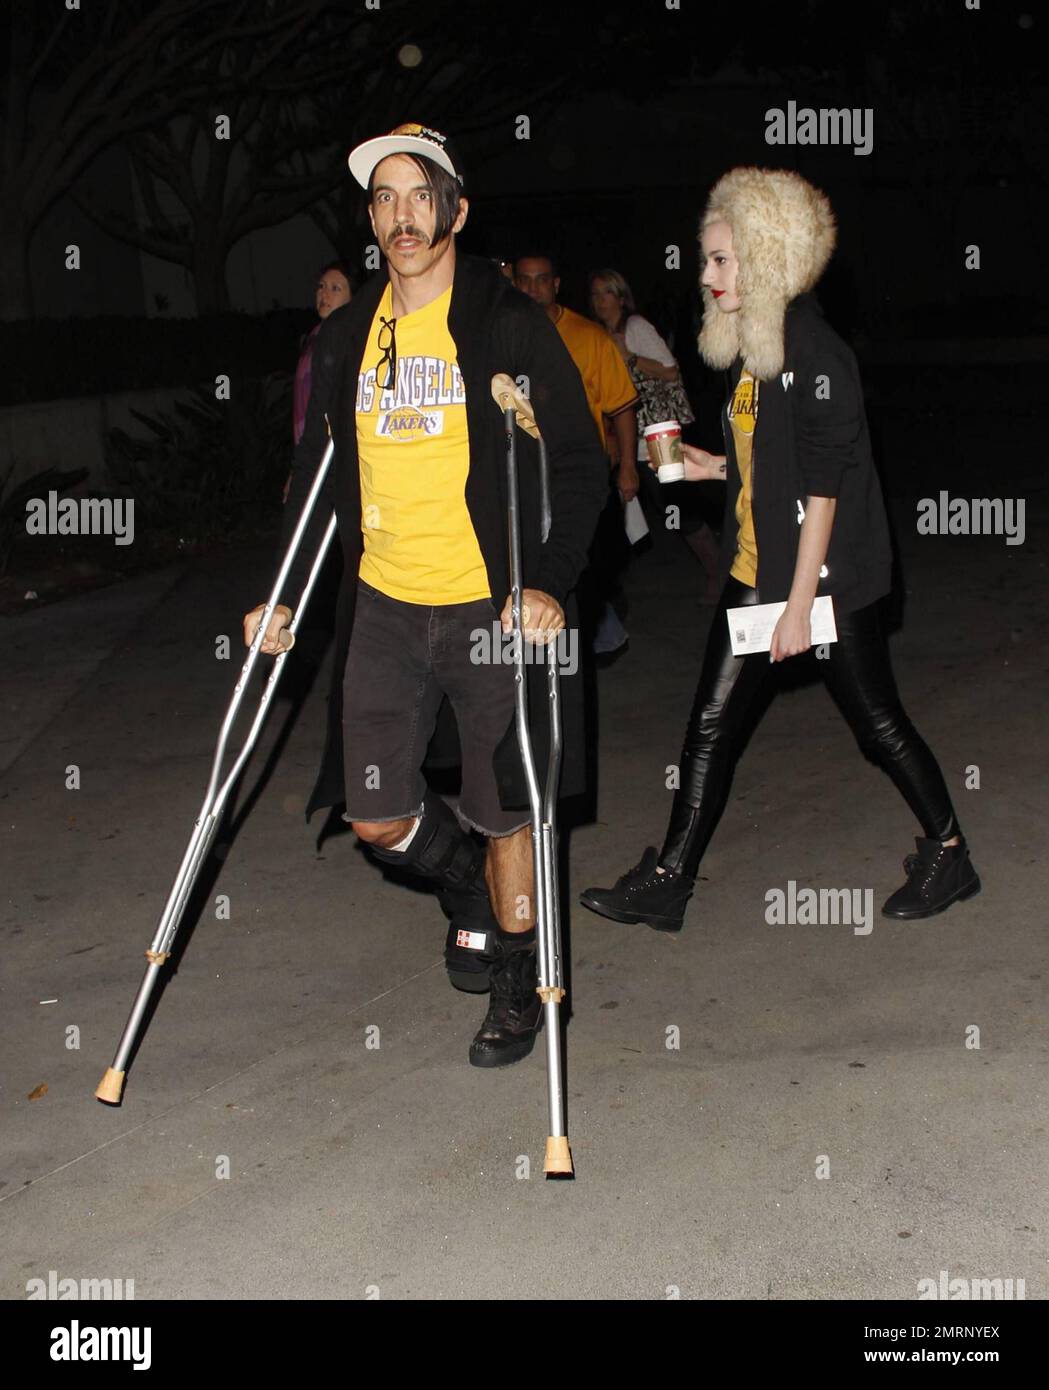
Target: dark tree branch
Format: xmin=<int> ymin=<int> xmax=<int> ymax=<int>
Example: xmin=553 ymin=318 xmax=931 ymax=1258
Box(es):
xmin=26 ymin=10 xmax=72 ymax=89
xmin=70 ymin=187 xmax=188 ymax=263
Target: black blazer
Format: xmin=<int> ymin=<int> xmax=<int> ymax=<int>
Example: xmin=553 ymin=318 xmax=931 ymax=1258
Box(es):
xmin=719 ymin=293 xmax=892 ymax=616
xmin=277 ymin=252 xmax=609 ymax=819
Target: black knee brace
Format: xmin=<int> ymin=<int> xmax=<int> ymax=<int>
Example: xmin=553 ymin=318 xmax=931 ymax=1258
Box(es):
xmin=368 ymin=792 xmax=481 ymax=890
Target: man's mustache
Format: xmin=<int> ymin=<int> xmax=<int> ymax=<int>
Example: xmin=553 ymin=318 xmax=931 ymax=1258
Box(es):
xmin=386 ymin=225 xmax=430 ymax=247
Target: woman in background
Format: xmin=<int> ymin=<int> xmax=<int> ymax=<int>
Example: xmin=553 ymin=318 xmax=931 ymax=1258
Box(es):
xmin=280 ymin=259 xmax=353 ymax=677
xmin=590 ymin=268 xmax=721 ymax=600
xmin=290 ymin=260 xmax=353 ymax=467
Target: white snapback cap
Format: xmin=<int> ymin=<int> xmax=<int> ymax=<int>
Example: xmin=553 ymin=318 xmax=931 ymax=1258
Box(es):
xmin=347 ymin=122 xmax=463 ymax=189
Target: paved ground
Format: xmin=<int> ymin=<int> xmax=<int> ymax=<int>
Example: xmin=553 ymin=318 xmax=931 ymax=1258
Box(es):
xmin=2 ymin=415 xmax=1046 ymax=1301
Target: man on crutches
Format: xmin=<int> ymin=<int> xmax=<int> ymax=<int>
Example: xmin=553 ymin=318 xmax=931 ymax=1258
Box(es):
xmin=246 ymin=124 xmax=607 ymax=1072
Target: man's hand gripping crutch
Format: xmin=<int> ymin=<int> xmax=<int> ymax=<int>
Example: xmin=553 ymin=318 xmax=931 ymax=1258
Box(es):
xmin=491 ymin=373 xmax=574 ymax=1178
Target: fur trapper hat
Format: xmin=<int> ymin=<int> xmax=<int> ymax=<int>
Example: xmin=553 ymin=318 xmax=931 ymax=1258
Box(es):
xmin=698 ymin=167 xmax=836 ymax=380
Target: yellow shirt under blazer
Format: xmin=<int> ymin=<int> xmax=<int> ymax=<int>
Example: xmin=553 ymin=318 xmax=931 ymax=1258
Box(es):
xmin=355 ymin=283 xmax=490 ymax=605
xmin=729 ymin=370 xmax=759 ymax=587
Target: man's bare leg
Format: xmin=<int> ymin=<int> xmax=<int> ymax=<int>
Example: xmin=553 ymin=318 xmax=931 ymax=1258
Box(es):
xmin=353 ymin=816 xmax=534 ymax=929
xmin=351 ymin=816 xmax=416 ymax=849
xmin=484 ymin=824 xmax=535 ymax=934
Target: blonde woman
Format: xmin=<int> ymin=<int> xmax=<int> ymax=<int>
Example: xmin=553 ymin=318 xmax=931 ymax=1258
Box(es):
xmin=581 ymin=168 xmax=979 ymax=930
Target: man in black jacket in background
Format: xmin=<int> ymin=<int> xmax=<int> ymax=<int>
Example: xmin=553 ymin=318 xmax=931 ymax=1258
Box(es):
xmin=244 ymin=124 xmax=607 ymax=1067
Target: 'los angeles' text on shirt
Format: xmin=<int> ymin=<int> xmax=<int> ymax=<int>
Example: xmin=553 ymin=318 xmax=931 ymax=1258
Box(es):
xmin=357 ymin=356 xmax=466 ymax=415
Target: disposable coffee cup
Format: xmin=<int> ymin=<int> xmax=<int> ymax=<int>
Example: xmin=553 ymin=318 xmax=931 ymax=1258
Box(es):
xmin=644 ymin=419 xmax=684 ymax=482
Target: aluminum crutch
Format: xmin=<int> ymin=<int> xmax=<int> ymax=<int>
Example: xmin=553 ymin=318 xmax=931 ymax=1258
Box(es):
xmin=491 ymin=374 xmax=572 ymax=1178
xmin=96 ymin=439 xmax=338 ymax=1104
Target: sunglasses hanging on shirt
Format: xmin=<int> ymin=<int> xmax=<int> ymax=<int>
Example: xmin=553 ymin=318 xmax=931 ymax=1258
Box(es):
xmin=377 ymin=315 xmax=397 ymax=391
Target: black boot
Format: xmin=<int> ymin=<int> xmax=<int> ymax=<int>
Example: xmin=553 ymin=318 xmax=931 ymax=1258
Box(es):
xmin=579 ymin=847 xmax=694 ymax=932
xmin=368 ymin=794 xmax=500 ymax=992
xmin=468 ymin=932 xmax=542 ymax=1068
xmin=882 ymin=836 xmax=981 ymax=919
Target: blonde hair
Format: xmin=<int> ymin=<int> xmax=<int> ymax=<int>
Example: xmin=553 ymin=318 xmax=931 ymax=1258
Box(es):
xmin=588 ymin=268 xmax=636 ymax=330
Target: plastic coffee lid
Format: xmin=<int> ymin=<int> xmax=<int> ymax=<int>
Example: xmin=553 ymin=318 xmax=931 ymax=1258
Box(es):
xmin=643 ymin=419 xmax=680 ymax=435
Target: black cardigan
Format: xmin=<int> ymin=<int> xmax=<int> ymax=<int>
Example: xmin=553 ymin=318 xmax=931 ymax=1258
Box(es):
xmin=719 ymin=293 xmax=892 ymax=616
xmin=277 ymin=252 xmax=609 ymax=819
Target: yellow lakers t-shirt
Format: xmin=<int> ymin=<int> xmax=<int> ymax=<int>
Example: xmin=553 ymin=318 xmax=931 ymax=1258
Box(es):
xmin=355 ymin=284 xmax=489 ymax=604
xmin=729 ymin=371 xmax=759 ymax=586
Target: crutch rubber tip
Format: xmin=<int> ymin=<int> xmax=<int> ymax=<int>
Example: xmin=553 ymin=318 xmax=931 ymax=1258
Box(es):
xmin=95 ymin=1068 xmax=125 ymax=1104
xmin=544 ymin=1135 xmax=574 ymax=1178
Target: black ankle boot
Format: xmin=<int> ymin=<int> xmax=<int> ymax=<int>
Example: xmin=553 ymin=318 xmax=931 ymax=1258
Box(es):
xmin=882 ymin=836 xmax=981 ymax=920
xmin=579 ymin=847 xmax=694 ymax=932
xmin=468 ymin=936 xmax=542 ymax=1068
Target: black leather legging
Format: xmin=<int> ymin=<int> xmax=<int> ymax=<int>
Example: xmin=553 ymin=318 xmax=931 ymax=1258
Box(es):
xmin=659 ymin=577 xmax=960 ymax=878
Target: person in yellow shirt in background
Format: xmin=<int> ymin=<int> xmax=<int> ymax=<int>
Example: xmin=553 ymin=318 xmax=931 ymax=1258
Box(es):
xmin=514 ymin=253 xmax=639 ymax=655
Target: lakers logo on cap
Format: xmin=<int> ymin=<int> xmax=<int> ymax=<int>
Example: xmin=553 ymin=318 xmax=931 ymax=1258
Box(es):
xmin=391 ymin=122 xmax=447 ymax=147
xmin=347 ymin=122 xmax=461 ymax=188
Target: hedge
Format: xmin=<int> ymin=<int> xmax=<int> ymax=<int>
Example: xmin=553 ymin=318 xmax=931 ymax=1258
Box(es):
xmin=0 ymin=309 xmax=316 ymax=407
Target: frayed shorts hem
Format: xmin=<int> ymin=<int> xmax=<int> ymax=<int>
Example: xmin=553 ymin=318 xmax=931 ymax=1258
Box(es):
xmin=341 ymin=803 xmax=424 ymax=826
xmin=455 ymin=805 xmax=530 ymax=839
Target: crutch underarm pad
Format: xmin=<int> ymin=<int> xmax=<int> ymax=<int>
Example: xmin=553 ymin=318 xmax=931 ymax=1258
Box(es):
xmin=491 ymin=374 xmax=541 ymax=439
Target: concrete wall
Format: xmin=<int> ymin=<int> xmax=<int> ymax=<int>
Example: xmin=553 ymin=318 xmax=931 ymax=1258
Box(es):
xmin=0 ymin=387 xmax=194 ymax=493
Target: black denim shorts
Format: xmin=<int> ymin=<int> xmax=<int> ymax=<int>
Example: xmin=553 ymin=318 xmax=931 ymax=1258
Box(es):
xmin=341 ymin=581 xmax=529 ymax=837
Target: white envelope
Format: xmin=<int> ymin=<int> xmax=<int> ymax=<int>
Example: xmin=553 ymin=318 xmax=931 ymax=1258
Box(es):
xmin=623 ymin=496 xmax=650 ymax=545
xmin=726 ymin=595 xmax=837 ymax=656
